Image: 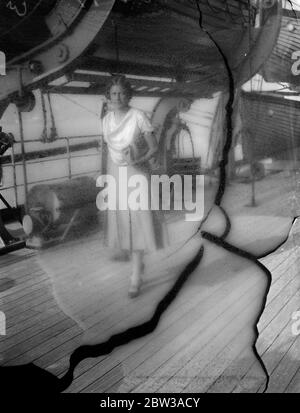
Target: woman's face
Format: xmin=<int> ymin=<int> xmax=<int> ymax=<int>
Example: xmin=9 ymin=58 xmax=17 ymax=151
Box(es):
xmin=109 ymin=84 xmax=130 ymax=110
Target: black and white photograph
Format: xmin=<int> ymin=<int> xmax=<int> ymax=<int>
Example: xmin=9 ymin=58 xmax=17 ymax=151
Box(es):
xmin=0 ymin=0 xmax=299 ymax=402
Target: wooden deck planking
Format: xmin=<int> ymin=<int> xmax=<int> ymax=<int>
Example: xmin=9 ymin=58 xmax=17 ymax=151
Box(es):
xmin=5 ymin=301 xmax=62 ymax=331
xmin=1 ymin=172 xmax=299 ymax=393
xmin=80 ymin=244 xmax=268 ymax=393
xmin=1 ymin=236 xmax=196 ymax=368
xmin=0 ymin=232 xmax=298 ymax=390
xmin=33 ymin=241 xmax=201 ymax=377
xmin=207 ymin=285 xmax=300 ymax=393
xmin=222 ymin=171 xmax=299 ymax=219
xmin=1 ymin=310 xmax=71 ymax=353
xmin=183 ymin=323 xmax=261 ymax=393
xmin=78 ymin=233 xmax=300 ymax=392
xmin=258 ymin=276 xmax=300 ymax=334
xmin=51 ymin=239 xmax=242 ymax=385
xmin=0 ymin=240 xmax=296 ymax=392
xmin=1 ymin=242 xmax=133 ymax=352
xmin=264 ymin=333 xmax=300 ymax=393
xmin=4 ymin=322 xmax=83 ymax=366
xmin=79 ymin=242 xmax=200 ymax=334
xmin=85 ymin=281 xmax=264 ymax=393
xmin=45 ymin=258 xmax=232 ymax=381
xmin=64 ymin=249 xmax=260 ymax=392
xmin=0 ymin=248 xmax=82 ymax=366
xmin=258 ymin=320 xmax=299 ymax=393
xmin=140 ymin=285 xmax=264 ymax=394
xmin=3 ymin=318 xmax=78 ymax=365
xmin=207 ymin=254 xmax=300 ymax=392
xmin=285 ymin=367 xmax=300 ymax=393
xmin=231 ymin=223 xmax=300 ymax=393
xmin=179 ymin=254 xmax=300 ymax=393
xmin=204 ymin=213 xmax=300 ymax=393
xmin=0 ymin=261 xmax=46 ymax=291
xmin=223 ymin=286 xmax=300 ymax=393
xmin=2 ymin=278 xmax=55 ymax=313
xmin=1 ymin=252 xmax=52 ymax=320
xmin=2 ymin=270 xmax=51 ymax=301
xmin=4 ymin=304 xmax=65 ymax=344
xmin=3 ymin=292 xmax=59 ymax=320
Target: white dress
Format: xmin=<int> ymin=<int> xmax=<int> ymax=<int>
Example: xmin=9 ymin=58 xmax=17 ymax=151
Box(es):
xmin=102 ymin=107 xmax=166 ymax=252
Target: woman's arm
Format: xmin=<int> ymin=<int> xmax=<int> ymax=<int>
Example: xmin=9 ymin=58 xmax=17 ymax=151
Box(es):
xmin=129 ymin=131 xmax=158 ymax=165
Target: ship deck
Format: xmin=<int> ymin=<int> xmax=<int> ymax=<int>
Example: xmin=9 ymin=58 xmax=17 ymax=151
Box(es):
xmin=1 ymin=170 xmax=300 ymax=393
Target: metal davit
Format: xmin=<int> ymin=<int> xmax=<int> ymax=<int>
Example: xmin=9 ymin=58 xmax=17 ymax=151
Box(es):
xmin=0 ymin=0 xmax=115 ymax=116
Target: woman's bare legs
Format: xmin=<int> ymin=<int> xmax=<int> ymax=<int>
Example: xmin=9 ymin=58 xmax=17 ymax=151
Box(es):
xmin=129 ymin=250 xmax=144 ymax=297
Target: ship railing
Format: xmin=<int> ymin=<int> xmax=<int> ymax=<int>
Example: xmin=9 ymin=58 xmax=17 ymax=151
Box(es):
xmin=0 ymin=134 xmax=103 ymax=211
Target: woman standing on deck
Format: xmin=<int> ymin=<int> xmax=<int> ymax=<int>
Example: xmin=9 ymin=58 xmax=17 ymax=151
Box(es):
xmin=100 ymin=75 xmax=165 ymax=298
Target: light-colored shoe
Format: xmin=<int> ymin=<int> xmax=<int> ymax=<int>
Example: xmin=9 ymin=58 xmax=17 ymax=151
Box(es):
xmin=128 ymin=279 xmax=142 ymax=298
xmin=128 ymin=262 xmax=145 ymax=298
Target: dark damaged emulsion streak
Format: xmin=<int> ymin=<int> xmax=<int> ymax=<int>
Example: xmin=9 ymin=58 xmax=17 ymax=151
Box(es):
xmin=0 ymin=246 xmax=204 ymax=394
xmin=194 ymin=0 xmax=271 ymax=392
xmin=58 ymin=246 xmax=204 ymax=391
xmin=201 ymin=216 xmax=300 ymax=392
xmin=195 ymin=0 xmax=298 ymax=393
xmin=201 ymin=231 xmax=273 ymax=392
xmin=194 ymin=0 xmax=234 ymax=209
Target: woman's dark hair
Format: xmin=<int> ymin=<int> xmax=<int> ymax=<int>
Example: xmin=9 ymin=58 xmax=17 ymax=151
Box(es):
xmin=105 ymin=75 xmax=133 ymax=101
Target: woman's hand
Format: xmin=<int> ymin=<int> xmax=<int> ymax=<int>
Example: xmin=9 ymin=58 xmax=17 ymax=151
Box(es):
xmin=130 ymin=148 xmax=158 ymax=166
xmin=121 ymin=146 xmax=135 ymax=164
xmin=130 ymin=131 xmax=159 ymax=166
xmin=120 ymin=132 xmax=159 ymax=166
